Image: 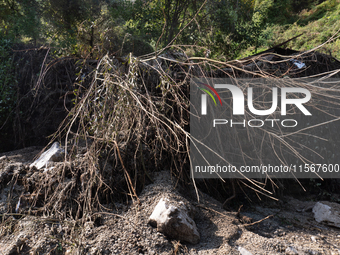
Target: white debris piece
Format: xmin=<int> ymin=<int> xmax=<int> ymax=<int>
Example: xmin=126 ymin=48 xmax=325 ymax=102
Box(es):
xmin=15 ymin=197 xmax=21 ymax=213
xmin=148 ymin=197 xmax=200 ymax=244
xmin=238 ymin=246 xmax=253 ymax=255
xmin=290 ymin=59 xmax=306 ymax=69
xmin=313 ymin=201 xmax=340 ymax=228
xmin=30 ymin=142 xmax=65 ymax=169
xmin=311 ymin=235 xmax=317 ymax=242
xmin=285 ymin=246 xmax=299 ymax=254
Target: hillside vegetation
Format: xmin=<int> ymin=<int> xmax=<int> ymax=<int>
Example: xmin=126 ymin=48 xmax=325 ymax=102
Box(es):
xmin=1 ymin=0 xmax=340 ymax=59
xmin=241 ymin=0 xmax=340 ymax=58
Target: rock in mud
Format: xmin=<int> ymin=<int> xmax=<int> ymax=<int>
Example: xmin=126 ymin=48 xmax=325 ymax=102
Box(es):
xmin=285 ymin=246 xmax=299 ymax=254
xmin=313 ymin=201 xmax=340 ymax=228
xmin=29 ymin=142 xmax=65 ymax=169
xmin=148 ymin=197 xmax=200 ymax=244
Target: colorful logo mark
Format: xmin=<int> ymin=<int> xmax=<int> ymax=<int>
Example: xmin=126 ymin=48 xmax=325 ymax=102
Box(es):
xmin=198 ymin=82 xmax=222 ymax=106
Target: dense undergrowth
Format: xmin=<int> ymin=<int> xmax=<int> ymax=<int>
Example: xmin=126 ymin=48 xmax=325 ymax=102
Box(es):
xmin=241 ymin=0 xmax=340 ymax=58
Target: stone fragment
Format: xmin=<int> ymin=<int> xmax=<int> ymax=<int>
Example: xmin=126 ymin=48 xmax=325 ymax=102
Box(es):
xmin=306 ymin=250 xmax=320 ymax=255
xmin=148 ymin=197 xmax=200 ymax=244
xmin=238 ymin=246 xmax=253 ymax=255
xmin=0 ymin=155 xmax=8 ymax=161
xmin=30 ymin=142 xmax=65 ymax=169
xmin=313 ymin=201 xmax=340 ymax=228
xmin=285 ymin=246 xmax=298 ymax=254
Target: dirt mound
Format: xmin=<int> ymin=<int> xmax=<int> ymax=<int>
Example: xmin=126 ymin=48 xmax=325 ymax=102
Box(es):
xmin=1 ymin=149 xmax=340 ymax=254
xmin=1 ymin=44 xmax=340 ymax=254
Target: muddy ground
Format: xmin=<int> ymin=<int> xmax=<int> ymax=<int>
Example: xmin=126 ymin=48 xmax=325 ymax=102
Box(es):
xmin=0 ymin=146 xmax=340 ymax=255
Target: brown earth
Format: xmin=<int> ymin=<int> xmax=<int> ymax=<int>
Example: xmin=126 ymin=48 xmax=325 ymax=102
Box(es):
xmin=0 ymin=147 xmax=340 ymax=255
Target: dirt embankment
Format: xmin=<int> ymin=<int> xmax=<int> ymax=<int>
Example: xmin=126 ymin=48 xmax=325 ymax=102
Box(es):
xmin=0 ymin=147 xmax=340 ymax=255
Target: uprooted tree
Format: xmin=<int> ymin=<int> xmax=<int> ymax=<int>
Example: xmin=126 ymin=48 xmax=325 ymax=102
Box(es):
xmin=2 ymin=36 xmax=340 ymax=223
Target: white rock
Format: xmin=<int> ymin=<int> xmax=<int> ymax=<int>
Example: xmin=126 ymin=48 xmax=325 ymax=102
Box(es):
xmin=313 ymin=201 xmax=340 ymax=228
xmin=285 ymin=246 xmax=298 ymax=254
xmin=148 ymin=197 xmax=200 ymax=244
xmin=238 ymin=246 xmax=253 ymax=255
xmin=30 ymin=142 xmax=65 ymax=169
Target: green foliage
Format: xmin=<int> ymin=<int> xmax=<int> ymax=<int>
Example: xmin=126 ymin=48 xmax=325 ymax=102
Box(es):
xmin=298 ymin=0 xmax=340 ymax=25
xmin=108 ymin=0 xmax=265 ymax=59
xmin=237 ymin=0 xmax=340 ymax=60
xmin=74 ymin=14 xmax=154 ymax=57
xmin=253 ymin=0 xmax=318 ymax=25
xmin=42 ymin=0 xmax=99 ymax=33
xmin=111 ymin=0 xmax=163 ymax=39
xmin=1 ymin=0 xmax=340 ymax=61
xmin=253 ymin=0 xmax=272 ymax=25
xmin=202 ymin=0 xmax=263 ymax=59
xmin=0 ymin=0 xmax=41 ymax=43
xmin=254 ymin=1 xmax=340 ymax=59
xmin=41 ymin=0 xmax=104 ymax=56
xmin=262 ymin=0 xmax=297 ymax=24
xmin=109 ymin=0 xmax=186 ymax=48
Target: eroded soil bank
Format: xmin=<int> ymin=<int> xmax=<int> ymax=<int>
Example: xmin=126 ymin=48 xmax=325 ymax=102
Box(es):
xmin=0 ymin=146 xmax=340 ymax=255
